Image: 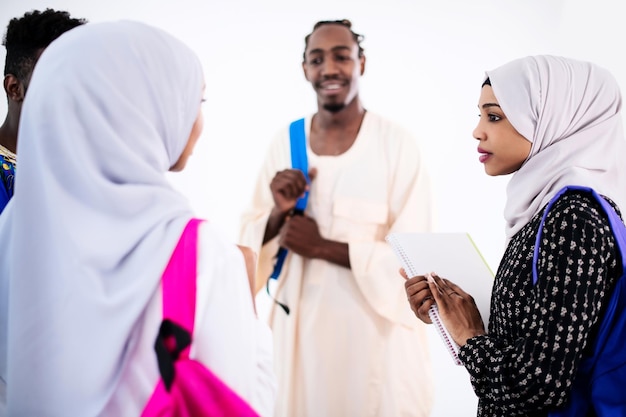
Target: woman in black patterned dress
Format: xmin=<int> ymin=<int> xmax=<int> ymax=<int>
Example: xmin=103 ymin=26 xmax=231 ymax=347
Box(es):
xmin=405 ymin=55 xmax=626 ymax=416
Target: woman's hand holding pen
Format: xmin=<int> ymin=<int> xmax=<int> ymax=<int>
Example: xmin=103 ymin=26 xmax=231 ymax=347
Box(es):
xmin=404 ymin=270 xmax=487 ymax=346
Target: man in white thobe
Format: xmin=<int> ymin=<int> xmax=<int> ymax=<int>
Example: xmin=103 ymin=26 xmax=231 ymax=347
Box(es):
xmin=240 ymin=19 xmax=434 ymax=417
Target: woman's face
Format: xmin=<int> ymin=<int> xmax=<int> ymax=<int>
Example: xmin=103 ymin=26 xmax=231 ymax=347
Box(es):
xmin=472 ymin=85 xmax=531 ymax=176
xmin=170 ymin=91 xmax=205 ymax=172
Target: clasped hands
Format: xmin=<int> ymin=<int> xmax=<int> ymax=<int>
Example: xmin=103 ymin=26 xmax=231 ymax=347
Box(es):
xmin=270 ymin=168 xmax=324 ymax=258
xmin=402 ymin=270 xmax=487 ymax=347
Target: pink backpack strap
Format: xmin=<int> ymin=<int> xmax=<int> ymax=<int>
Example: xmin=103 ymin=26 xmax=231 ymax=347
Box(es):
xmin=143 ymin=218 xmax=260 ymax=417
xmin=154 ymin=218 xmax=203 ymax=389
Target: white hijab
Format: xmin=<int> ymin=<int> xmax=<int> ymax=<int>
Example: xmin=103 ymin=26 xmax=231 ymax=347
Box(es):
xmin=486 ymin=55 xmax=626 ymax=242
xmin=0 ymin=21 xmax=203 ymax=415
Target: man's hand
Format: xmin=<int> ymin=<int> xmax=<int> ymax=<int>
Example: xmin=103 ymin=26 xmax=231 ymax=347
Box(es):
xmin=278 ymin=214 xmax=350 ymax=268
xmin=269 ymin=169 xmax=309 ymax=214
xmin=263 ymin=168 xmax=317 ymax=244
xmin=279 ymin=214 xmax=325 ymax=258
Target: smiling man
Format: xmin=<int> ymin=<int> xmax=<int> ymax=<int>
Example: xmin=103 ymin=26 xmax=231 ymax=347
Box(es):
xmin=240 ymin=19 xmax=434 ymax=417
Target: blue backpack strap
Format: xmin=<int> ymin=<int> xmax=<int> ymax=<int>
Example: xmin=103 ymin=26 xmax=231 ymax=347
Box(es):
xmin=290 ymin=118 xmax=309 ymax=212
xmin=269 ymin=118 xmax=308 ymax=286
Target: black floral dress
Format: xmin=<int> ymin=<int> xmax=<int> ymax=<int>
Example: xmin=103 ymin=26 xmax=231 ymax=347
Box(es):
xmin=459 ymin=189 xmax=622 ymax=417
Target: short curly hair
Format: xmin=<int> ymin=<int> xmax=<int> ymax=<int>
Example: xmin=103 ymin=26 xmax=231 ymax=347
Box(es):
xmin=3 ymin=8 xmax=87 ymax=82
xmin=303 ymin=19 xmax=365 ymax=61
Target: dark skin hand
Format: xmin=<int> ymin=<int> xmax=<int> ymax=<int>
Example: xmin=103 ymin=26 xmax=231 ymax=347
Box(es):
xmin=403 ymin=269 xmax=486 ymax=346
xmin=278 ymin=214 xmax=350 ymax=268
xmin=263 ymin=167 xmax=350 ymax=269
xmin=263 ymin=168 xmax=316 ymax=244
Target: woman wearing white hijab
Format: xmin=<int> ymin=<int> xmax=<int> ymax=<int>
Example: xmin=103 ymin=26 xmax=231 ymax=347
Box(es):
xmin=0 ymin=21 xmax=275 ymax=416
xmin=405 ymin=55 xmax=626 ymax=416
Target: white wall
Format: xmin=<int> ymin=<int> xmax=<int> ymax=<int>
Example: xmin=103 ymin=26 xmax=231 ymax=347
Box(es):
xmin=1 ymin=1 xmax=624 ymax=415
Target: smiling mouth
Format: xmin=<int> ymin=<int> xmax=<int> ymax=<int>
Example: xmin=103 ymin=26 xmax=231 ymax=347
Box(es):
xmin=322 ymin=83 xmax=342 ymax=91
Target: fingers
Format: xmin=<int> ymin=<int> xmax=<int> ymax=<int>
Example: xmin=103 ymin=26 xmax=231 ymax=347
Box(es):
xmin=404 ymin=274 xmax=434 ymax=324
xmin=271 ymin=169 xmax=308 ymax=199
xmin=429 ymin=272 xmax=454 ymax=293
xmin=404 ymin=274 xmax=428 ymax=295
xmin=427 ymin=273 xmax=467 ymax=301
xmin=407 ymin=292 xmax=434 ymax=324
xmin=401 ymin=269 xmax=429 ymax=283
xmin=270 ymin=168 xmax=316 ymax=216
xmin=416 ymin=299 xmax=434 ymax=323
xmin=399 ymin=268 xmax=408 ymax=280
xmin=407 ymin=291 xmax=434 ymax=324
xmin=427 ymin=272 xmax=446 ymax=304
xmin=278 ymin=214 xmax=320 ymax=251
xmin=421 ymin=273 xmax=485 ymax=344
xmin=445 ymin=280 xmax=470 ymax=298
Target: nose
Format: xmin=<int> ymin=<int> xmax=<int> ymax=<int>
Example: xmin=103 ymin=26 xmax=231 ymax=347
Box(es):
xmin=321 ymin=57 xmax=339 ymax=76
xmin=472 ymin=120 xmax=484 ymax=141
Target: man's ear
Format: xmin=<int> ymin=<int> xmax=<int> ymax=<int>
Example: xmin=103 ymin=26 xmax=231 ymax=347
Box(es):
xmin=302 ymin=61 xmax=310 ymax=82
xmin=359 ymin=55 xmax=366 ymax=76
xmin=4 ymin=74 xmax=24 ymax=101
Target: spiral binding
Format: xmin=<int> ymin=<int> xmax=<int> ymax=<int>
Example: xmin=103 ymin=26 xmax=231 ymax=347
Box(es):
xmin=387 ymin=235 xmax=417 ymax=275
xmin=428 ymin=304 xmax=462 ymax=365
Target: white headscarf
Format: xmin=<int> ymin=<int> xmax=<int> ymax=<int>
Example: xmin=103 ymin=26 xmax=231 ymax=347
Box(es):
xmin=0 ymin=21 xmax=203 ymax=415
xmin=486 ymin=55 xmax=626 ymax=242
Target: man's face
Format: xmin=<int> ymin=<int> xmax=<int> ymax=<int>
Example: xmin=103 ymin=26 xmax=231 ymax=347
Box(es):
xmin=302 ymin=24 xmax=364 ymax=113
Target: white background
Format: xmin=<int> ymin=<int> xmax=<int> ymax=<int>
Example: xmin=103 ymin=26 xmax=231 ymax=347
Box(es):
xmin=1 ymin=1 xmax=625 ymax=415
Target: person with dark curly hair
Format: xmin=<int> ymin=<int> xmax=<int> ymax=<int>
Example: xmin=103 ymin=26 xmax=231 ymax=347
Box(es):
xmin=0 ymin=8 xmax=86 ymax=213
xmin=240 ymin=19 xmax=434 ymax=417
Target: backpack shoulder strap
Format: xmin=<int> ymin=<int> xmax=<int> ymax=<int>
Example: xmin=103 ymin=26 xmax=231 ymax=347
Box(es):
xmin=269 ymin=119 xmax=308 ymax=283
xmin=533 ymin=185 xmax=626 ymax=285
xmin=154 ymin=218 xmax=204 ymax=389
xmin=289 ymin=117 xmax=309 ymax=212
xmin=162 ymin=218 xmax=204 ymax=333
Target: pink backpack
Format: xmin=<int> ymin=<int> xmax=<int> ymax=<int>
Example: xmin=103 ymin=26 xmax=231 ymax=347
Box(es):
xmin=142 ymin=218 xmax=259 ymax=417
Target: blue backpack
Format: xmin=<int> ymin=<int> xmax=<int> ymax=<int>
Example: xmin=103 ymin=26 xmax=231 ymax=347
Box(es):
xmin=532 ymin=186 xmax=626 ymax=416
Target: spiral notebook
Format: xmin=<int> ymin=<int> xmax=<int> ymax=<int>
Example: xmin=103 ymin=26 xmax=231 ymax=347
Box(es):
xmin=386 ymin=232 xmax=494 ymax=365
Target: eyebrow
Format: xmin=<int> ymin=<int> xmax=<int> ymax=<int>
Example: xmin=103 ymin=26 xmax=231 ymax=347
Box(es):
xmin=306 ymin=45 xmax=352 ymax=56
xmin=480 ymin=102 xmax=501 ymax=109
